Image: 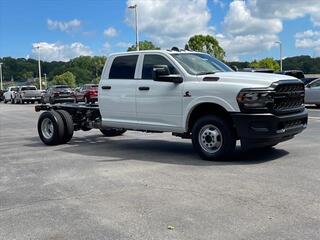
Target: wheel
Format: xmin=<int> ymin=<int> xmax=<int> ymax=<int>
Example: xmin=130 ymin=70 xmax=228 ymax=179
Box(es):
xmin=11 ymin=97 xmax=14 ymax=104
xmin=37 ymin=110 xmax=65 ymax=145
xmin=84 ymin=97 xmax=89 ymax=104
xmin=100 ymin=128 xmax=126 ymax=137
xmin=14 ymin=98 xmax=19 ymax=104
xmin=191 ymin=115 xmax=236 ymax=161
xmin=56 ymin=110 xmax=74 ymax=143
xmin=4 ymin=99 xmax=7 ymax=104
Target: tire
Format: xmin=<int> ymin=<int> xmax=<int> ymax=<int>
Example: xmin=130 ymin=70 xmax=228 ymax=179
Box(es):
xmin=37 ymin=110 xmax=65 ymax=145
xmin=84 ymin=97 xmax=89 ymax=104
xmin=11 ymin=97 xmax=14 ymax=104
xmin=4 ymin=99 xmax=7 ymax=104
xmin=100 ymin=128 xmax=126 ymax=137
xmin=191 ymin=115 xmax=236 ymax=161
xmin=56 ymin=110 xmax=74 ymax=144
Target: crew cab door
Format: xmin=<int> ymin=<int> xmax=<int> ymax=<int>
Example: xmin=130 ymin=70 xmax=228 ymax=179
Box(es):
xmin=99 ymin=54 xmax=139 ymax=127
xmin=136 ymin=54 xmax=183 ymax=132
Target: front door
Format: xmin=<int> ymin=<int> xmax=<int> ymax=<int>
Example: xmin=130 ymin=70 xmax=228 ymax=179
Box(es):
xmin=136 ymin=54 xmax=183 ymax=132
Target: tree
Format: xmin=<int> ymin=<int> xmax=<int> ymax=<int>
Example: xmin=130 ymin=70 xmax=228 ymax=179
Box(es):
xmin=127 ymin=40 xmax=160 ymax=51
xmin=186 ymin=35 xmax=225 ymax=60
xmin=51 ymin=71 xmax=76 ymax=87
xmin=249 ymin=57 xmax=280 ymax=71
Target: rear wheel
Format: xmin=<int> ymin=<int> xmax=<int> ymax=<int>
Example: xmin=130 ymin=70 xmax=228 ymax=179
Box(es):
xmin=56 ymin=110 xmax=74 ymax=143
xmin=37 ymin=110 xmax=65 ymax=145
xmin=100 ymin=128 xmax=126 ymax=137
xmin=191 ymin=115 xmax=236 ymax=161
xmin=4 ymin=99 xmax=7 ymax=104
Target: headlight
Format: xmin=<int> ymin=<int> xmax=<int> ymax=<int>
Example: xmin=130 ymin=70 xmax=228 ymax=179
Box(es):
xmin=237 ymin=89 xmax=274 ymax=111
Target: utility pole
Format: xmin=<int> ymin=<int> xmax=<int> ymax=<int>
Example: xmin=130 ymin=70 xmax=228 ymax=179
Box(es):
xmin=128 ymin=4 xmax=139 ymax=51
xmin=35 ymin=45 xmax=42 ymax=90
xmin=275 ymin=41 xmax=283 ymax=71
xmin=0 ymin=63 xmax=3 ymax=90
xmin=44 ymin=73 xmax=47 ymax=88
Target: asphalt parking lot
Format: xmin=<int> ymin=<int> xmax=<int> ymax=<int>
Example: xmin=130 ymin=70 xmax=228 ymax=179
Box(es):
xmin=0 ymin=103 xmax=319 ymax=240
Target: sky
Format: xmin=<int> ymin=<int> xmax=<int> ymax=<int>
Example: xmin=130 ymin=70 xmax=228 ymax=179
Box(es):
xmin=0 ymin=0 xmax=320 ymax=62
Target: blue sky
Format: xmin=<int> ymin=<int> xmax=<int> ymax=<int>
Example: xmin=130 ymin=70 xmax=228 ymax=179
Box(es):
xmin=0 ymin=0 xmax=319 ymax=61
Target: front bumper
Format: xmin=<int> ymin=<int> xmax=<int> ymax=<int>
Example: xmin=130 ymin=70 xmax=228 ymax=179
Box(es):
xmin=231 ymin=109 xmax=308 ymax=148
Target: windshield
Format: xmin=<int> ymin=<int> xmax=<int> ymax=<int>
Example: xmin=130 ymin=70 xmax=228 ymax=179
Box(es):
xmin=171 ymin=53 xmax=232 ymax=75
xmin=21 ymin=86 xmax=37 ymax=91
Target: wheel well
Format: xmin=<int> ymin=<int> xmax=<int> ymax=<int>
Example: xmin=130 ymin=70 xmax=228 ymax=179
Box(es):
xmin=187 ymin=103 xmax=234 ymax=133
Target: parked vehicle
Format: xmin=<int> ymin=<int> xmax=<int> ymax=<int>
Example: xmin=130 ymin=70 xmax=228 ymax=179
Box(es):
xmin=35 ymin=50 xmax=307 ymax=161
xmin=41 ymin=85 xmax=74 ymax=104
xmin=242 ymin=68 xmax=274 ymax=73
xmin=305 ymin=78 xmax=320 ymax=108
xmin=3 ymin=86 xmax=19 ymax=103
xmin=13 ymin=85 xmax=42 ymax=104
xmin=277 ymin=70 xmax=317 ymax=85
xmin=0 ymin=89 xmax=7 ymax=102
xmin=74 ymin=84 xmax=98 ymax=103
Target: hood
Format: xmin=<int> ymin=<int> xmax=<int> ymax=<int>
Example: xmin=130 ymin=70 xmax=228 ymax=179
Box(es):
xmin=213 ymin=72 xmax=297 ymax=88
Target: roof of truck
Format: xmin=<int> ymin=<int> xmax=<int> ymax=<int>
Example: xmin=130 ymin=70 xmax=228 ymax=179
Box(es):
xmin=108 ymin=49 xmax=200 ymax=57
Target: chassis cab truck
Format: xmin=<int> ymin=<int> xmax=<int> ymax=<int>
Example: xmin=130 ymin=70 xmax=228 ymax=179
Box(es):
xmin=36 ymin=50 xmax=308 ymax=161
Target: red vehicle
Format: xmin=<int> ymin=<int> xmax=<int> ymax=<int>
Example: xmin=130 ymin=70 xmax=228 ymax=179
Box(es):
xmin=74 ymin=84 xmax=98 ymax=103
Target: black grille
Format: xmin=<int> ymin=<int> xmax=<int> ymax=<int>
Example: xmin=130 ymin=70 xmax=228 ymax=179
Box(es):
xmin=270 ymin=81 xmax=305 ymax=115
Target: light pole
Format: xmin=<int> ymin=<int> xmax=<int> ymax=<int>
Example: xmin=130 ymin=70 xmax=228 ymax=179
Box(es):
xmin=275 ymin=41 xmax=283 ymax=72
xmin=128 ymin=4 xmax=139 ymax=51
xmin=0 ymin=63 xmax=3 ymax=90
xmin=35 ymin=45 xmax=42 ymax=90
xmin=44 ymin=73 xmax=47 ymax=88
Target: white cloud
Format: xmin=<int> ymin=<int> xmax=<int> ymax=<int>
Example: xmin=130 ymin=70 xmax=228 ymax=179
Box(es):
xmin=219 ymin=1 xmax=281 ymax=60
xmin=212 ymin=0 xmax=224 ymax=8
xmin=116 ymin=42 xmax=132 ymax=49
xmin=125 ymin=0 xmax=213 ymax=48
xmin=248 ymin=0 xmax=320 ymax=26
xmin=295 ymin=30 xmax=320 ymax=56
xmin=47 ymin=19 xmax=81 ymax=32
xmin=32 ymin=42 xmax=92 ymax=62
xmin=104 ymin=27 xmax=118 ymax=37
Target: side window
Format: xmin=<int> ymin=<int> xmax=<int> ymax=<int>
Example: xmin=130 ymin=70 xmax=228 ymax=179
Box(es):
xmin=109 ymin=55 xmax=138 ymax=79
xmin=310 ymin=80 xmax=320 ymax=88
xmin=142 ymin=55 xmax=177 ymax=80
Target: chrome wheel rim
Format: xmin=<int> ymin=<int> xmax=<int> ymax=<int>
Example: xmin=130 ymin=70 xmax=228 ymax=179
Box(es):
xmin=41 ymin=118 xmax=54 ymax=139
xmin=198 ymin=124 xmax=223 ymax=154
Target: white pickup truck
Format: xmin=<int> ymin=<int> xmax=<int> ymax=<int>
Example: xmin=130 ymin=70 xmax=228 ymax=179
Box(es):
xmin=35 ymin=50 xmax=308 ymax=160
xmin=3 ymin=86 xmax=19 ymax=103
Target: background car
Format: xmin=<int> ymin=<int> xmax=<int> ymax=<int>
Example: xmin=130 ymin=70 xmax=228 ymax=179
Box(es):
xmin=3 ymin=86 xmax=19 ymax=103
xmin=41 ymin=85 xmax=74 ymax=104
xmin=0 ymin=89 xmax=7 ymax=102
xmin=73 ymin=84 xmax=98 ymax=103
xmin=13 ymin=85 xmax=42 ymax=104
xmin=305 ymin=78 xmax=320 ymax=108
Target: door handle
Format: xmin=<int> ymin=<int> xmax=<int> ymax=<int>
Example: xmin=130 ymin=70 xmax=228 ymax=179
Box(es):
xmin=102 ymin=85 xmax=111 ymax=90
xmin=138 ymin=86 xmax=150 ymax=91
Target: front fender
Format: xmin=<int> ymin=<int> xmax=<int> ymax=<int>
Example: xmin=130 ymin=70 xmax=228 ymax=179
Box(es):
xmin=183 ymin=96 xmax=238 ymax=132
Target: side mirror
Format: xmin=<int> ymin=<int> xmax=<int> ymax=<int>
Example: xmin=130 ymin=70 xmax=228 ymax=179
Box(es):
xmin=305 ymin=84 xmax=310 ymax=88
xmin=152 ymin=65 xmax=183 ymax=84
xmin=231 ymin=65 xmax=238 ymax=71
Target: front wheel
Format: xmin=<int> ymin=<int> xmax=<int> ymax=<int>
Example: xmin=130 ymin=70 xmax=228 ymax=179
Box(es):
xmin=191 ymin=115 xmax=236 ymax=161
xmin=100 ymin=128 xmax=126 ymax=137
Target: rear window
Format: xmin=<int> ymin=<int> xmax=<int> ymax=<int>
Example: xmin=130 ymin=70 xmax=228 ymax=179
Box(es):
xmin=11 ymin=87 xmax=19 ymax=91
xmin=21 ymin=86 xmax=37 ymax=91
xmin=109 ymin=55 xmax=138 ymax=79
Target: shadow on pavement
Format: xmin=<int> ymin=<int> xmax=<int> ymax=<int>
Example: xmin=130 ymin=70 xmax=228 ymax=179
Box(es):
xmin=25 ymin=134 xmax=289 ymax=166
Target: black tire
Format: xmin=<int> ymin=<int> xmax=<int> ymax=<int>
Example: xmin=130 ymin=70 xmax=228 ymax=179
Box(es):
xmin=56 ymin=110 xmax=74 ymax=144
xmin=11 ymin=97 xmax=14 ymax=104
xmin=37 ymin=110 xmax=65 ymax=145
xmin=4 ymin=99 xmax=7 ymax=104
xmin=100 ymin=128 xmax=126 ymax=137
xmin=191 ymin=115 xmax=236 ymax=161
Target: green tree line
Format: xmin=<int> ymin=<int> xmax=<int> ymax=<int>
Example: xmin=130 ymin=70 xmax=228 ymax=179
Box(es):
xmin=1 ymin=36 xmax=319 ymax=87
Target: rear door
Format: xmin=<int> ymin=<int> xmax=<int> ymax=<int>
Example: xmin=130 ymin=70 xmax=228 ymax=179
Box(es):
xmin=99 ymin=54 xmax=139 ymax=127
xmin=135 ymin=53 xmax=183 ymax=131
